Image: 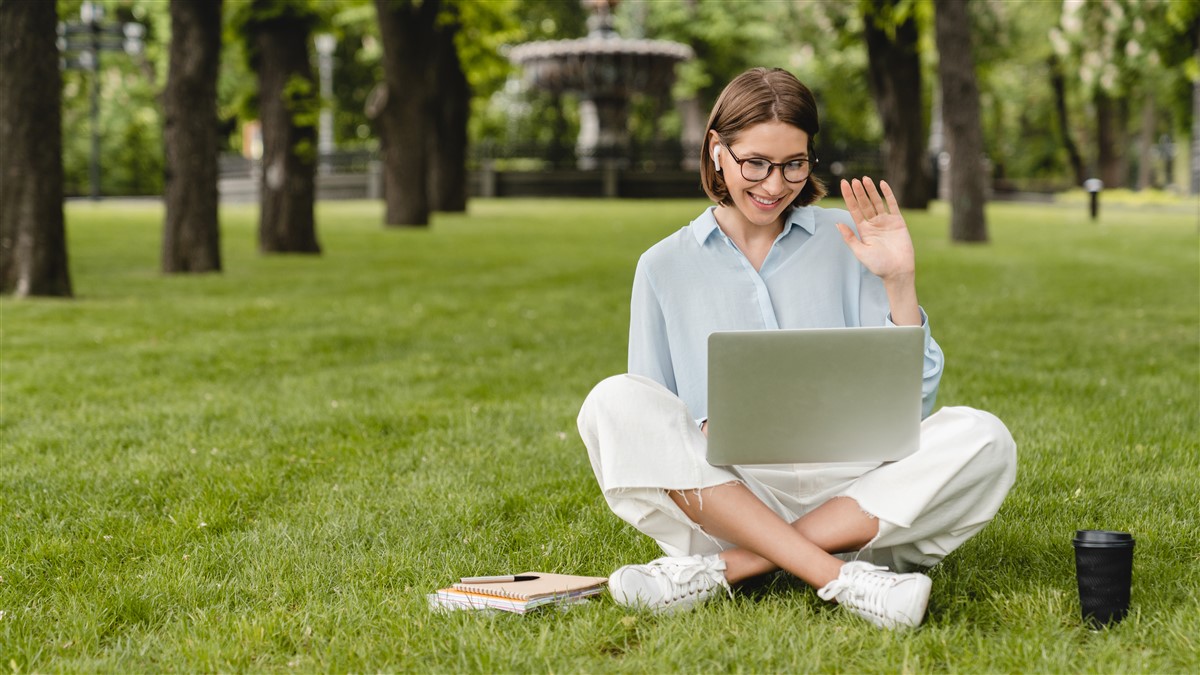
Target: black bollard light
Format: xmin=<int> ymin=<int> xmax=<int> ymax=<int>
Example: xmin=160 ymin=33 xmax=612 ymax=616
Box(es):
xmin=1084 ymin=178 xmax=1103 ymax=221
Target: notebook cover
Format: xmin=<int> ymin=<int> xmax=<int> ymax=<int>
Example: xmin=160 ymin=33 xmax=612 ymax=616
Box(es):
xmin=451 ymin=571 xmax=608 ymax=601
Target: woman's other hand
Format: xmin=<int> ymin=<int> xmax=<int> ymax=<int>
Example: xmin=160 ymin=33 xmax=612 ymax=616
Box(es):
xmin=835 ymin=177 xmax=916 ymax=283
xmin=836 ymin=177 xmax=922 ymax=326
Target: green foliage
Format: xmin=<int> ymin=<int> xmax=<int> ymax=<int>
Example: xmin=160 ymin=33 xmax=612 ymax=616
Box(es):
xmin=452 ymin=0 xmax=522 ymax=98
xmin=618 ymin=0 xmax=781 ymax=104
xmin=858 ymin=0 xmax=919 ymax=40
xmin=225 ymin=0 xmax=321 ymax=112
xmin=228 ymin=0 xmax=322 ymax=57
xmin=783 ymin=2 xmax=881 ymax=149
xmin=308 ymin=0 xmax=527 ymax=152
xmin=109 ymin=103 xmax=165 ymax=193
xmin=217 ymin=27 xmax=256 ymax=152
xmin=593 ymin=0 xmax=883 ymax=150
xmin=282 ymin=73 xmax=318 ymax=128
xmin=468 ymin=0 xmax=587 ymax=149
xmin=326 ymin=0 xmax=384 ymax=150
xmin=1039 ymin=0 xmax=1196 ymax=187
xmin=43 ymin=0 xmax=1195 ymax=195
xmin=2 ymin=198 xmax=1197 ymax=671
xmin=1051 ymin=0 xmax=1171 ymax=97
xmin=223 ymin=0 xmax=324 ymax=164
xmin=61 ymin=67 xmax=165 ymax=196
xmin=969 ymin=0 xmax=1075 ymax=188
xmin=56 ymin=0 xmax=167 ymax=196
xmin=1161 ymin=0 xmax=1200 ymax=128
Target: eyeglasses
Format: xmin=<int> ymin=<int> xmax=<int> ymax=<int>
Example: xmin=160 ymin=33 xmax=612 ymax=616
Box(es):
xmin=721 ymin=142 xmax=815 ymax=183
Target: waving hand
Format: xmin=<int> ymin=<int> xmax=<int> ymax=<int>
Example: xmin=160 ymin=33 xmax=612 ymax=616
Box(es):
xmin=835 ymin=178 xmax=915 ymax=282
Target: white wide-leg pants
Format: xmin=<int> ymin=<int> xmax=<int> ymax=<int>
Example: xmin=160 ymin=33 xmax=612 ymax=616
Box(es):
xmin=578 ymin=374 xmax=1017 ymax=572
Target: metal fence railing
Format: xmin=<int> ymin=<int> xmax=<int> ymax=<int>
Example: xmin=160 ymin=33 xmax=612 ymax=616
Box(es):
xmin=217 ymin=144 xmax=889 ymax=201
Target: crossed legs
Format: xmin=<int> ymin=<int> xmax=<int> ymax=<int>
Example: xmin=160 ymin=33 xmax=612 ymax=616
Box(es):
xmin=581 ymin=375 xmax=1015 ymax=624
xmin=669 ymin=485 xmax=876 ymax=588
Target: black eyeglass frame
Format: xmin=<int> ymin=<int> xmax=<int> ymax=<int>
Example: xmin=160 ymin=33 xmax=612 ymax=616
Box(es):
xmin=720 ymin=141 xmax=817 ymax=184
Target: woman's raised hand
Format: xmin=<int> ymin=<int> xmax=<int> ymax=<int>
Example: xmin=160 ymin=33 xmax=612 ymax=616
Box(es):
xmin=835 ymin=178 xmax=916 ymax=283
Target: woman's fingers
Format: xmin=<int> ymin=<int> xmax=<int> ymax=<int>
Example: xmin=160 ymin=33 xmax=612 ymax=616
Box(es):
xmin=841 ymin=179 xmax=865 ymax=223
xmin=851 ymin=179 xmax=876 ymax=220
xmin=863 ymin=176 xmax=888 ymax=215
xmin=880 ymin=180 xmax=901 ymax=215
xmin=845 ymin=177 xmax=904 ymax=230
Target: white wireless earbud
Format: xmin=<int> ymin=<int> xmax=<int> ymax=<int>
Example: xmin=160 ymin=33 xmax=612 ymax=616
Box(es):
xmin=711 ymin=145 xmax=722 ymax=172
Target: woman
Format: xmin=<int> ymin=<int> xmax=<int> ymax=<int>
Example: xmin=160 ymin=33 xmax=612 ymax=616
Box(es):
xmin=577 ymin=67 xmax=1016 ymax=630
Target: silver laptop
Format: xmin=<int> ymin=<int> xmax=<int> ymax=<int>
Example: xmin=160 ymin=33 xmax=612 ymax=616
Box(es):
xmin=706 ymin=326 xmax=924 ymax=465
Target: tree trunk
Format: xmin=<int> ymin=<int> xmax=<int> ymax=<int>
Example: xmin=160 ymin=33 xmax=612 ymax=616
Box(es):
xmin=374 ymin=0 xmax=438 ymax=227
xmin=1193 ymin=78 xmax=1200 ymax=195
xmin=934 ymin=0 xmax=988 ymax=243
xmin=863 ymin=0 xmax=931 ymax=210
xmin=162 ymin=0 xmax=223 ymax=273
xmin=1049 ymin=54 xmax=1086 ymax=187
xmin=1095 ymin=92 xmax=1127 ymax=189
xmin=0 ymin=0 xmax=71 ymax=297
xmin=254 ymin=10 xmax=320 ymax=253
xmin=1192 ymin=26 xmax=1199 ymax=196
xmin=428 ymin=6 xmax=470 ymax=213
xmin=1135 ymin=95 xmax=1157 ymax=191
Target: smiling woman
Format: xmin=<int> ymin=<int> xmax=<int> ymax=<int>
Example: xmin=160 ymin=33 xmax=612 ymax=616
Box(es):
xmin=708 ymin=121 xmax=814 ymax=263
xmin=577 ymin=66 xmax=1017 ymax=629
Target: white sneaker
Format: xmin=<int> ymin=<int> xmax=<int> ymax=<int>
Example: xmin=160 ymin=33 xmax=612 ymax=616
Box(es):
xmin=817 ymin=561 xmax=932 ymax=629
xmin=609 ymin=554 xmax=731 ymax=613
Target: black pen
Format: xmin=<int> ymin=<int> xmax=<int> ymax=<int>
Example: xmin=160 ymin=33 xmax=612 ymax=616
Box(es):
xmin=459 ymin=575 xmax=539 ymax=584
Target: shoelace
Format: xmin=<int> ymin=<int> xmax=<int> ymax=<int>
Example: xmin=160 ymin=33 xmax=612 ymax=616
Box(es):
xmin=648 ymin=556 xmax=732 ymax=601
xmin=818 ymin=562 xmax=895 ymax=619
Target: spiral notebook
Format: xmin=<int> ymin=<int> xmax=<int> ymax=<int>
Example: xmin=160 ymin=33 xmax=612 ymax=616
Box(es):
xmin=428 ymin=572 xmax=609 ymax=614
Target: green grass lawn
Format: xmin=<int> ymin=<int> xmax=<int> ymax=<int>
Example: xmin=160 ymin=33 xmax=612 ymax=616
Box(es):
xmin=2 ymin=196 xmax=1197 ymax=672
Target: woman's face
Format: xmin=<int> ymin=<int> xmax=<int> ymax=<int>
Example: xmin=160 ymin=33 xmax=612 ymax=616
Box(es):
xmin=711 ymin=120 xmax=810 ymax=232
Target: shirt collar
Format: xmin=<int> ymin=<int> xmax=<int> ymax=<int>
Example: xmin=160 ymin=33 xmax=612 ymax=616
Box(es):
xmin=690 ymin=207 xmax=720 ymax=244
xmin=691 ymin=205 xmax=817 ymax=245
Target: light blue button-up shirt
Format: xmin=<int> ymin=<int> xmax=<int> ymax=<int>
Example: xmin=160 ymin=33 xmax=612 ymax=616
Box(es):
xmin=628 ymin=204 xmax=943 ymax=422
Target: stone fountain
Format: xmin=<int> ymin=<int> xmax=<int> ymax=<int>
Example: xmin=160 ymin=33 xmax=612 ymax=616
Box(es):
xmin=507 ymin=0 xmax=693 ymax=169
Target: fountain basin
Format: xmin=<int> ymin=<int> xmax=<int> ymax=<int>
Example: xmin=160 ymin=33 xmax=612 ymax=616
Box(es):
xmin=508 ymin=38 xmax=692 ymax=100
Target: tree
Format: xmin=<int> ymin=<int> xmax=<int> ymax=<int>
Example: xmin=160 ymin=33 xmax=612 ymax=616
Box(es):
xmin=1049 ymin=0 xmax=1192 ymax=191
xmin=1093 ymin=90 xmax=1128 ymax=188
xmin=236 ymin=0 xmax=321 ymax=253
xmin=1048 ymin=53 xmax=1087 ymax=186
xmin=934 ymin=0 xmax=987 ymax=242
xmin=861 ymin=0 xmax=931 ymax=209
xmin=1162 ymin=0 xmax=1200 ymax=194
xmin=428 ymin=2 xmax=469 ymax=213
xmin=0 ymin=0 xmax=71 ymax=297
xmin=373 ymin=0 xmax=438 ymax=226
xmin=162 ymin=0 xmax=223 ymax=273
xmin=1193 ymin=26 xmax=1199 ymax=194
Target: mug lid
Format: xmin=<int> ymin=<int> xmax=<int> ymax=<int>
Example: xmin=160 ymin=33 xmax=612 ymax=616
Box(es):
xmin=1074 ymin=529 xmax=1134 ymax=544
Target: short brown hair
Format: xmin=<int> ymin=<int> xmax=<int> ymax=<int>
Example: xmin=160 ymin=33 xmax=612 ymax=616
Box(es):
xmin=700 ymin=67 xmax=827 ymax=208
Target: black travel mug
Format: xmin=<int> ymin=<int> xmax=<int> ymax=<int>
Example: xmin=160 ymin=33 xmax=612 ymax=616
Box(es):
xmin=1072 ymin=530 xmax=1135 ymax=628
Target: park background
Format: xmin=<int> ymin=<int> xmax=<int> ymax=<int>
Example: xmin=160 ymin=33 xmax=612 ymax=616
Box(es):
xmin=2 ymin=0 xmax=1199 ymax=672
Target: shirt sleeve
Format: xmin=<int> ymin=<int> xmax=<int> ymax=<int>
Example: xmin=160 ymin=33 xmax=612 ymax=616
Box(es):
xmin=627 ymin=256 xmax=678 ymax=395
xmin=886 ymin=308 xmax=944 ymax=418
